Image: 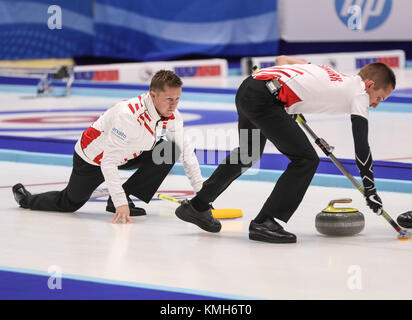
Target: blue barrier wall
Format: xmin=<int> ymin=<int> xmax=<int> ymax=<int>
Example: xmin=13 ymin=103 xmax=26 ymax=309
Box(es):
xmin=0 ymin=0 xmax=93 ymax=59
xmin=0 ymin=0 xmax=279 ymax=60
xmin=93 ymin=0 xmax=278 ymax=60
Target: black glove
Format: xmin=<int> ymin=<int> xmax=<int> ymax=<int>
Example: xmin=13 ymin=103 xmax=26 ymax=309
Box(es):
xmin=364 ymin=187 xmax=383 ymax=215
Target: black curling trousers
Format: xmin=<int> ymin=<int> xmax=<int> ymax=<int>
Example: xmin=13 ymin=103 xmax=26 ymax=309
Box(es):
xmin=195 ymin=76 xmax=319 ymax=223
xmin=22 ymin=140 xmax=179 ymax=212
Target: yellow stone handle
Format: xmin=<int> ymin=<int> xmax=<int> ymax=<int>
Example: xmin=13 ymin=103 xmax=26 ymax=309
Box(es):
xmin=328 ymin=198 xmax=352 ymax=207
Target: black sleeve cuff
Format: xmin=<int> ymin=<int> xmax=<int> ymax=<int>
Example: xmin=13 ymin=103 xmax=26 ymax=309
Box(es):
xmin=351 ymin=115 xmax=375 ymax=189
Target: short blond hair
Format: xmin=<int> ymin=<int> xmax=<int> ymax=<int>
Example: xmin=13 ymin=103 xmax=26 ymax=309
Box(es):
xmin=150 ymin=70 xmax=183 ymax=92
xmin=358 ymin=62 xmax=396 ymax=90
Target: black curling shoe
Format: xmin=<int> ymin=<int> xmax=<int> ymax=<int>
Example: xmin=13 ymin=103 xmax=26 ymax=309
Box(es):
xmin=175 ymin=199 xmax=221 ymax=233
xmin=397 ymin=211 xmax=412 ymax=228
xmin=106 ymin=196 xmax=146 ymax=216
xmin=249 ymin=217 xmax=297 ymax=243
xmin=12 ymin=183 xmax=31 ymax=208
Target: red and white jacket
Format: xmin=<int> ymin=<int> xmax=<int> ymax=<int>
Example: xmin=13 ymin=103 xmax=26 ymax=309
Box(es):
xmin=74 ymin=92 xmax=203 ymax=208
xmin=252 ymin=63 xmax=378 ymax=191
xmin=252 ymin=63 xmax=370 ymax=120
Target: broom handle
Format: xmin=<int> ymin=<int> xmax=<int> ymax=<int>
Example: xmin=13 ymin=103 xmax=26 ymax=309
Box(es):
xmin=157 ymin=194 xmax=182 ymax=204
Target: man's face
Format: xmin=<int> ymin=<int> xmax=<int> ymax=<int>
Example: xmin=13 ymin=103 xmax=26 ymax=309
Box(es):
xmin=364 ymin=80 xmax=392 ymax=108
xmin=150 ymin=85 xmax=181 ymax=118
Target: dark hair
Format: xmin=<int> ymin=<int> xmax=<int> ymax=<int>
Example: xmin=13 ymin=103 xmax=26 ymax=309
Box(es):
xmin=150 ymin=70 xmax=183 ymax=92
xmin=358 ymin=62 xmax=396 ymax=90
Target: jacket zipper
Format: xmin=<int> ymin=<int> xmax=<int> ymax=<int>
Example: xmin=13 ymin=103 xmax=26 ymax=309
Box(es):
xmin=150 ymin=119 xmax=162 ymax=149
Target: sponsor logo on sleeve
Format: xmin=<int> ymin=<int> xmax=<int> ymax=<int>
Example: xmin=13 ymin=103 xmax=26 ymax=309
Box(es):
xmin=112 ymin=127 xmax=127 ymax=140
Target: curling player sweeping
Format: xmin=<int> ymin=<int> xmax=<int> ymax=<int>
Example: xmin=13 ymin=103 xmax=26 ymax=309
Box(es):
xmin=174 ymin=55 xmax=411 ymax=243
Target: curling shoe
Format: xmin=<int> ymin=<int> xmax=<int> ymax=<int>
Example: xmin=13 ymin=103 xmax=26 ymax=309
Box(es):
xmin=106 ymin=196 xmax=146 ymax=216
xmin=175 ymin=199 xmax=221 ymax=233
xmin=249 ymin=217 xmax=297 ymax=243
xmin=12 ymin=183 xmax=31 ymax=208
xmin=397 ymin=211 xmax=412 ymax=229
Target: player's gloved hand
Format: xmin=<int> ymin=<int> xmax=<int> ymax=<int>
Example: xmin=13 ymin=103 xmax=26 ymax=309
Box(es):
xmin=364 ymin=187 xmax=383 ymax=215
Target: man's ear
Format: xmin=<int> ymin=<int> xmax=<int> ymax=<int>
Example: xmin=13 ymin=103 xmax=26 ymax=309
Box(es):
xmin=150 ymin=89 xmax=156 ymax=99
xmin=365 ymin=80 xmax=375 ymax=92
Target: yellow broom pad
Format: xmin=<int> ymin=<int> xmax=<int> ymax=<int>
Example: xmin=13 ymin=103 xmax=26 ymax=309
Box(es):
xmin=211 ymin=208 xmax=243 ymax=219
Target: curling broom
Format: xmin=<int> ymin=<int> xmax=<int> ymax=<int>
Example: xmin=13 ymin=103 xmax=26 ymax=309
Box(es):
xmin=295 ymin=114 xmax=411 ymax=241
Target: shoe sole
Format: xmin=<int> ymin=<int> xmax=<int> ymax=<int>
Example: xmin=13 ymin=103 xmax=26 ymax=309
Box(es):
xmin=249 ymin=232 xmax=297 ymax=243
xmin=12 ymin=183 xmax=24 ymax=193
xmin=12 ymin=183 xmax=31 ymax=207
xmin=176 ymin=206 xmax=221 ymax=233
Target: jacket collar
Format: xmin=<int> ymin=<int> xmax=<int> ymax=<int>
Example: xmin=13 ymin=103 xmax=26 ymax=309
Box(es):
xmin=142 ymin=92 xmax=161 ymax=122
xmin=161 ymin=114 xmax=175 ymax=121
xmin=142 ymin=92 xmax=175 ymax=122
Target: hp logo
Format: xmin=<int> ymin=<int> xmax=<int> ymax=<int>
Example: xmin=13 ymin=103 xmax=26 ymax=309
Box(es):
xmin=335 ymin=0 xmax=392 ymax=31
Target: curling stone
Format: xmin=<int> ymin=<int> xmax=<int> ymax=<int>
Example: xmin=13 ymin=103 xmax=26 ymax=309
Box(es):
xmin=315 ymin=199 xmax=365 ymax=236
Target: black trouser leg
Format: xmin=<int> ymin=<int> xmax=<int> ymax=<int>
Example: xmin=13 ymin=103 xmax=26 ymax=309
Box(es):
xmin=24 ymin=140 xmax=179 ymax=211
xmin=120 ymin=140 xmax=180 ymax=203
xmin=196 ymin=76 xmax=319 ymax=223
xmin=248 ymin=103 xmax=319 ymax=222
xmin=24 ymin=152 xmax=105 ymax=212
xmin=237 ymin=78 xmax=319 ymax=223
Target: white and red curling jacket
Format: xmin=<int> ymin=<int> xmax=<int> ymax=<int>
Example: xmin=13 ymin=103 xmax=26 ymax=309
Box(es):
xmin=74 ymin=92 xmax=204 ymax=208
xmin=252 ymin=63 xmax=378 ymax=191
xmin=252 ymin=63 xmax=370 ymax=119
